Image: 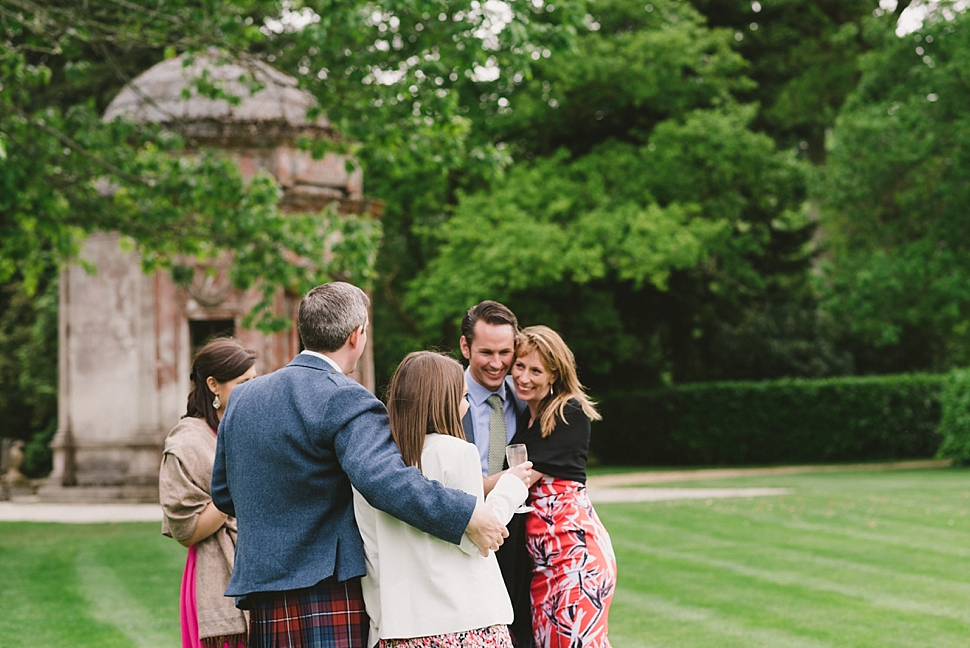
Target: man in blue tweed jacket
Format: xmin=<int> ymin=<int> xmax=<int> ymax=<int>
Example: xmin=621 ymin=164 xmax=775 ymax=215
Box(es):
xmin=211 ymin=282 xmax=508 ymax=648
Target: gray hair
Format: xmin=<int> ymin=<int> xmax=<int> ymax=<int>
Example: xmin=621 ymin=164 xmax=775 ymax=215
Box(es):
xmin=298 ymin=282 xmax=370 ymax=352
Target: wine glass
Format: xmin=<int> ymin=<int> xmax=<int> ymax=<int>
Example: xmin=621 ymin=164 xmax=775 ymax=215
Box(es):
xmin=505 ymin=444 xmax=533 ymax=513
xmin=506 ymin=444 xmax=528 ymax=468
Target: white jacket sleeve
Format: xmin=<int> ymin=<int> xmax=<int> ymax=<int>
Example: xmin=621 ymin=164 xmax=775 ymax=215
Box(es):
xmin=456 ymin=458 xmax=529 ymax=555
xmin=485 ymin=472 xmax=528 ymax=525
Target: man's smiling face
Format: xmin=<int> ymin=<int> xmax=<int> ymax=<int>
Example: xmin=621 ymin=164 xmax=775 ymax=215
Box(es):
xmin=460 ymin=321 xmax=516 ymax=391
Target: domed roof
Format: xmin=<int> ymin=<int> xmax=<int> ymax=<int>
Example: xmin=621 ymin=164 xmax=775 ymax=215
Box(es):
xmin=104 ymin=49 xmax=329 ymax=130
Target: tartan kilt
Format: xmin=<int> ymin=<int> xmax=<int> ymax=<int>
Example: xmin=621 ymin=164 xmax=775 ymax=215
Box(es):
xmin=248 ymin=577 xmax=369 ymax=648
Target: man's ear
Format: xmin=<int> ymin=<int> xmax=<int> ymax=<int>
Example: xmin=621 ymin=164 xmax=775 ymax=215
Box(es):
xmin=459 ymin=335 xmax=472 ymax=360
xmin=348 ymin=325 xmax=363 ymax=350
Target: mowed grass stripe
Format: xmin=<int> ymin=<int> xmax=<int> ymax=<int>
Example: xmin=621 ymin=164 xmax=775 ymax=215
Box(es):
xmin=777 ymin=518 xmax=970 ymax=559
xmin=609 ymin=515 xmax=970 ymax=599
xmin=611 ymin=589 xmax=834 ymax=648
xmin=0 ymin=523 xmax=133 ymax=647
xmin=615 ymin=537 xmax=970 ymax=624
xmin=75 ymin=545 xmax=177 ymax=647
xmin=0 ymin=522 xmax=183 ymax=647
xmin=597 ymin=467 xmax=970 ymax=647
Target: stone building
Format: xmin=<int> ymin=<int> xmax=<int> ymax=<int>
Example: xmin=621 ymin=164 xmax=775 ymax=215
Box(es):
xmin=39 ymin=52 xmax=380 ymax=502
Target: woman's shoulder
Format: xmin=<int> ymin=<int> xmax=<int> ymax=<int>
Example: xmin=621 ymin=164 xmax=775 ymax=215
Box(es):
xmin=564 ymin=397 xmax=583 ymax=411
xmin=423 ymin=433 xmax=476 ymax=457
xmin=163 ymin=417 xmax=214 ymax=455
xmin=543 ymin=398 xmax=590 ymax=438
xmin=561 ymin=398 xmax=589 ymax=421
xmin=421 ymin=434 xmax=481 ymax=487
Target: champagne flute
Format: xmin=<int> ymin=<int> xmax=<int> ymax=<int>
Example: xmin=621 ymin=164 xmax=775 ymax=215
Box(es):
xmin=505 ymin=444 xmax=533 ymax=513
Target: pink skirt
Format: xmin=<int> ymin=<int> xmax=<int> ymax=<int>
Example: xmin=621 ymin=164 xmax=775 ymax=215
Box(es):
xmin=180 ymin=544 xmax=247 ymax=648
xmin=181 ymin=544 xmax=202 ymax=648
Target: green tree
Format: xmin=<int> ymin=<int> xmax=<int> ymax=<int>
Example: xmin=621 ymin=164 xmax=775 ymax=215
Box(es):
xmin=410 ymin=107 xmax=821 ymax=388
xmin=687 ymin=0 xmax=915 ymax=164
xmin=406 ymin=0 xmax=834 ymax=389
xmin=483 ymin=0 xmax=753 ymax=158
xmin=815 ymin=7 xmax=970 ymax=373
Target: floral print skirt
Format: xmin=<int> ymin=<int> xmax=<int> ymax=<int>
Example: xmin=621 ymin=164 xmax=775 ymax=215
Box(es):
xmin=525 ymin=478 xmax=617 ymax=648
xmin=378 ymin=624 xmax=512 ymax=648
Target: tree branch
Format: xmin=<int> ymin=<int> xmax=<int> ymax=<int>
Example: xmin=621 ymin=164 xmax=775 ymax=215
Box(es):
xmin=2 ymin=99 xmax=150 ymax=186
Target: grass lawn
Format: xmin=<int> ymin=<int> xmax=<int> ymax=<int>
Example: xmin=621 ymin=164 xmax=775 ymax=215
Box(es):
xmin=2 ymin=467 xmax=969 ymax=647
xmin=0 ymin=521 xmax=185 ymax=647
xmin=599 ymin=467 xmax=970 ymax=647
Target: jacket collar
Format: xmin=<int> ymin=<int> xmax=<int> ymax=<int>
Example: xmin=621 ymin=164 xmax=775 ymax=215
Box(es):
xmin=288 ymin=352 xmax=341 ymax=373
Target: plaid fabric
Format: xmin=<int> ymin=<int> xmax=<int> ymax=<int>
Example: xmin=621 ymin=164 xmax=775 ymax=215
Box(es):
xmin=249 ymin=578 xmax=369 ymax=648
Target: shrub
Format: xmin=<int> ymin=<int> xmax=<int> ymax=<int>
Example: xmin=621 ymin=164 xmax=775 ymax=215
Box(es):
xmin=591 ymin=374 xmax=945 ymax=466
xmin=937 ymin=369 xmax=970 ymax=466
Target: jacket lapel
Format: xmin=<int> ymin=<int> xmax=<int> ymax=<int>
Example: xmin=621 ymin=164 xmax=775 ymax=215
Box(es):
xmin=461 ymin=408 xmax=475 ymax=445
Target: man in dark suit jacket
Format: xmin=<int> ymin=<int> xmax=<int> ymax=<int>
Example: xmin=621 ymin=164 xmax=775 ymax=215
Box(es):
xmin=459 ymin=300 xmax=534 ymax=648
xmin=212 ymin=282 xmax=508 ymax=648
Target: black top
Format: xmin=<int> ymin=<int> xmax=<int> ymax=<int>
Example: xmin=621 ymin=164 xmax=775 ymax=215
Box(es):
xmin=509 ymin=398 xmax=590 ymax=484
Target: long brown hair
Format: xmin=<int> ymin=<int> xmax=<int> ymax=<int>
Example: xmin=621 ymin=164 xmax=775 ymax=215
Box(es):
xmin=185 ymin=337 xmax=256 ymax=430
xmin=386 ymin=351 xmax=466 ymax=472
xmin=516 ymin=326 xmax=601 ymax=438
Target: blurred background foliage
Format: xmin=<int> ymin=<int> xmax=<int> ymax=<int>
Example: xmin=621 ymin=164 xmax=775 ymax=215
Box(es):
xmin=3 ymin=0 xmax=970 ymax=473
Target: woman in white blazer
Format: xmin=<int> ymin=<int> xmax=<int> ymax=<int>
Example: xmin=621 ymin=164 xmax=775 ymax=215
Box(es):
xmin=353 ymin=351 xmax=533 ymax=648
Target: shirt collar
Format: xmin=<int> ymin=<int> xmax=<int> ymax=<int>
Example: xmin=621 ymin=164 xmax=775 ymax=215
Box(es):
xmin=300 ymin=349 xmax=342 ymax=373
xmin=465 ymin=367 xmax=506 ymax=406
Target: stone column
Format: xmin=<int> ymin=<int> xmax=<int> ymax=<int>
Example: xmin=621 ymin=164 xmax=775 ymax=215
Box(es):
xmin=41 ymin=233 xmax=164 ymax=502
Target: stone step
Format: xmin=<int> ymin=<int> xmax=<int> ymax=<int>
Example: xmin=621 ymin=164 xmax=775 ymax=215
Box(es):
xmin=34 ymin=484 xmax=159 ymax=504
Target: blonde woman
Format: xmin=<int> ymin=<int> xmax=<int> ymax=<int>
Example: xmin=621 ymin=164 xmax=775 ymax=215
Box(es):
xmin=353 ymin=351 xmax=533 ymax=648
xmin=509 ymin=326 xmax=616 ymax=648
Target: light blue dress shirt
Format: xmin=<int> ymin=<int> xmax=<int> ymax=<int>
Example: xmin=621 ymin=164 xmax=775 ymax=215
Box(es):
xmin=465 ymin=368 xmax=521 ymax=475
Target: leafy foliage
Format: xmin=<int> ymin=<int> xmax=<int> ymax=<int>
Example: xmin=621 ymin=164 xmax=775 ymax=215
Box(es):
xmin=485 ymin=0 xmax=753 ymax=157
xmin=815 ymin=8 xmax=970 ymax=372
xmin=688 ymin=0 xmax=886 ymax=163
xmin=408 ymin=93 xmax=820 ymax=387
xmin=400 ymin=0 xmax=840 ymax=388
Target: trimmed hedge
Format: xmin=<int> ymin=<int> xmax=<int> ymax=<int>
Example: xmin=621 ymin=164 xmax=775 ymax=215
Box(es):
xmin=590 ymin=374 xmax=946 ymax=466
xmin=937 ymin=369 xmax=970 ymax=466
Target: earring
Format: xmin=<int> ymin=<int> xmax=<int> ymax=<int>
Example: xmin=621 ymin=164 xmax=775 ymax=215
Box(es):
xmin=213 ymin=394 xmax=221 ymax=410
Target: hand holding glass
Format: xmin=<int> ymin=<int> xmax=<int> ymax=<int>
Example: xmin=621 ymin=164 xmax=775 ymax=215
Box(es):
xmin=506 ymin=444 xmax=528 ymax=468
xmin=506 ymin=444 xmax=533 ymax=513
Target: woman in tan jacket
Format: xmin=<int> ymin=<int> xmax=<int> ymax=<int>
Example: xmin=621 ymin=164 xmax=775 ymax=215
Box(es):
xmin=159 ymin=337 xmax=256 ymax=648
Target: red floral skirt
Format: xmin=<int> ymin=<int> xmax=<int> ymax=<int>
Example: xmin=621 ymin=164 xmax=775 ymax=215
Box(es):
xmin=525 ymin=478 xmax=616 ymax=648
